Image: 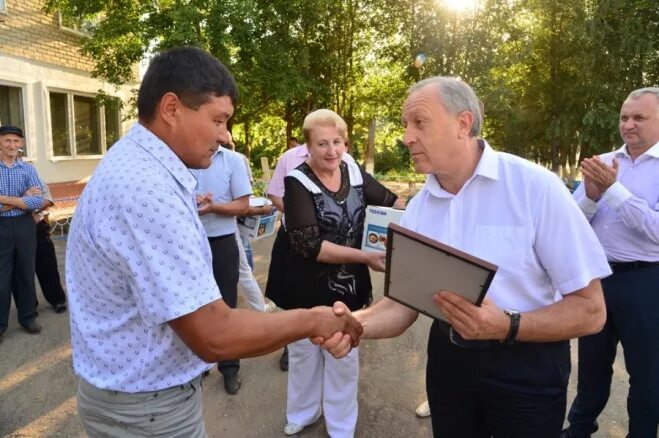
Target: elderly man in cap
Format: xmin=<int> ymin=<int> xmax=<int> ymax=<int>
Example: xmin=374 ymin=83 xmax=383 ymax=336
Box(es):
xmin=0 ymin=125 xmax=44 ymax=343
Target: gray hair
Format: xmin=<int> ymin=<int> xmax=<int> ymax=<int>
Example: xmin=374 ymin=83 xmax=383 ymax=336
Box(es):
xmin=408 ymin=77 xmax=483 ymax=137
xmin=627 ymin=87 xmax=659 ymax=103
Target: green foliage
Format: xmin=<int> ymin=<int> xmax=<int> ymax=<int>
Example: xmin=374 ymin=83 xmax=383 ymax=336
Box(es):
xmin=45 ymin=0 xmax=659 ymax=178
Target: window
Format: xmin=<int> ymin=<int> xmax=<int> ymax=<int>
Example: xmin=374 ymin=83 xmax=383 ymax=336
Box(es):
xmin=49 ymin=91 xmax=121 ymax=158
xmin=0 ymin=84 xmax=27 ymax=154
xmin=58 ymin=11 xmax=100 ymax=37
xmin=0 ymin=0 xmax=6 ymax=13
xmin=73 ymin=95 xmax=101 ymax=155
xmin=50 ymin=92 xmax=71 ymax=156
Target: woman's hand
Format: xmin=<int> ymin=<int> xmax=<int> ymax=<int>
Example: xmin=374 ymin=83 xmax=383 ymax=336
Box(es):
xmin=363 ymin=251 xmax=386 ymax=272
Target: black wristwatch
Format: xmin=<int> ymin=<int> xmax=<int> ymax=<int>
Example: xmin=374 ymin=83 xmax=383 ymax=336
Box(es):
xmin=503 ymin=309 xmax=521 ymax=346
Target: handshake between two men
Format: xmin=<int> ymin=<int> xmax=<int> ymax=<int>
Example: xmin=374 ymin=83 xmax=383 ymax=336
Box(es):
xmin=313 ymin=291 xmax=528 ymax=359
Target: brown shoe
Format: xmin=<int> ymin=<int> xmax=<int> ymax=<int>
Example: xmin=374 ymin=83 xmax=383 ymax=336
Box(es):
xmin=22 ymin=321 xmax=42 ymax=334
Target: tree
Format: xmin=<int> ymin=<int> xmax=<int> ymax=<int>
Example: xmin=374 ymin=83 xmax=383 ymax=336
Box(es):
xmin=45 ymin=0 xmax=658 ymax=175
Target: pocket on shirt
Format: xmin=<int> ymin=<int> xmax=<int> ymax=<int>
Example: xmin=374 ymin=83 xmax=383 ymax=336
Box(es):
xmin=472 ymin=225 xmax=527 ymax=268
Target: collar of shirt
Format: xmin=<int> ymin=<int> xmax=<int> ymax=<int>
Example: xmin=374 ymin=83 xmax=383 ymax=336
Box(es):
xmin=615 ymin=141 xmax=659 ymax=161
xmin=131 ymin=123 xmax=197 ymax=195
xmin=211 ymin=148 xmax=226 ymax=158
xmin=0 ymin=159 xmax=25 ymax=170
xmin=424 ymin=139 xmax=500 ymax=199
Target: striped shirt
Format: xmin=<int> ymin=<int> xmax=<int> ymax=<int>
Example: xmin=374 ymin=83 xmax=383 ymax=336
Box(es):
xmin=0 ymin=159 xmax=44 ymax=217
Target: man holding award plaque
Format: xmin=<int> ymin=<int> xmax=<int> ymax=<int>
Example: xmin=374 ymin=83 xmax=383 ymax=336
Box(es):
xmin=321 ymin=77 xmax=612 ymax=437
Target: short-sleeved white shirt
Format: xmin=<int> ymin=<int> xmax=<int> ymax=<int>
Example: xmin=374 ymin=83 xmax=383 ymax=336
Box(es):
xmin=191 ymin=148 xmax=253 ymax=237
xmin=400 ymin=141 xmax=611 ymax=312
xmin=66 ymin=123 xmax=221 ymax=392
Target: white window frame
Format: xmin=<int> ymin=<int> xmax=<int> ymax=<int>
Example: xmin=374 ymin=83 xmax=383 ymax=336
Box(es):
xmin=46 ymin=89 xmax=120 ymax=161
xmin=57 ymin=11 xmax=98 ymax=38
xmin=0 ymin=80 xmax=32 ymax=160
xmin=0 ymin=0 xmax=7 ymax=14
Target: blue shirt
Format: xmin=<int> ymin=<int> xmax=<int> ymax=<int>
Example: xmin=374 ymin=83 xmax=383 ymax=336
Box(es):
xmin=66 ymin=123 xmax=221 ymax=392
xmin=0 ymin=159 xmax=44 ymax=216
xmin=192 ymin=148 xmax=252 ymax=237
xmin=574 ymin=142 xmax=659 ymax=262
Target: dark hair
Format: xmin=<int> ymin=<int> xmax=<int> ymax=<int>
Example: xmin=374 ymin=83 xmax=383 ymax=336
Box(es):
xmin=137 ymin=46 xmax=239 ymax=122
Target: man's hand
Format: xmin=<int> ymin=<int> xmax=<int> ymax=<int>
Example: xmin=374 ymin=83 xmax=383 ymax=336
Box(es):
xmin=363 ymin=251 xmax=386 ymax=272
xmin=23 ymin=187 xmax=42 ymax=196
xmin=196 ymin=193 xmax=213 ymax=215
xmin=583 ymin=177 xmax=603 ymax=202
xmin=581 ymin=156 xmax=618 ymax=201
xmin=433 ymin=292 xmax=509 ymax=341
xmin=310 ymin=301 xmax=362 ymax=350
xmin=311 ymin=301 xmax=356 ymax=359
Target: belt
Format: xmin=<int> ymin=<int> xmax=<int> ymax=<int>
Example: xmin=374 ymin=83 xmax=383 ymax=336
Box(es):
xmin=609 ymin=261 xmax=659 ymax=274
xmin=207 ymin=233 xmax=234 ymax=242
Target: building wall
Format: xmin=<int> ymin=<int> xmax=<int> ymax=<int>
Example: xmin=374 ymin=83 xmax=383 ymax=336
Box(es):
xmin=1 ymin=54 xmax=135 ymax=183
xmin=0 ymin=1 xmax=137 ymax=184
xmin=0 ymin=0 xmax=95 ymax=72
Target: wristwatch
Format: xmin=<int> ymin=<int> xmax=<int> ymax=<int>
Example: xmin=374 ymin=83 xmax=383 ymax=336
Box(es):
xmin=503 ymin=309 xmax=521 ymax=346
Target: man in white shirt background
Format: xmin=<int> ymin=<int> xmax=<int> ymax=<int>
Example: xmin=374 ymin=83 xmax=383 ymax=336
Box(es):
xmin=192 ymin=131 xmax=252 ymax=395
xmin=563 ymin=87 xmax=659 ymax=438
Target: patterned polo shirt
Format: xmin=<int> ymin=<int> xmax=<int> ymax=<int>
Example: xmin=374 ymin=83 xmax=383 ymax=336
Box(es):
xmin=0 ymin=159 xmax=44 ymax=216
xmin=66 ymin=123 xmax=221 ymax=392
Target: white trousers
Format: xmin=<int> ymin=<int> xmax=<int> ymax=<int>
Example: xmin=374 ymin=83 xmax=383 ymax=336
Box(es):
xmin=287 ymin=338 xmax=359 ymax=438
xmin=235 ymin=232 xmax=265 ymax=312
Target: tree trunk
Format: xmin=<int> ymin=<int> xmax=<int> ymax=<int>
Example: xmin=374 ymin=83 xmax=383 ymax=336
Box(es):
xmin=284 ymin=102 xmax=294 ymax=149
xmin=365 ymin=118 xmax=376 ymax=174
xmin=244 ymin=120 xmax=251 ymax=159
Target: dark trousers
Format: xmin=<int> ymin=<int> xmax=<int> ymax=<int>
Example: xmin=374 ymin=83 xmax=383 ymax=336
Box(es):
xmin=566 ymin=265 xmax=659 ymax=438
xmin=426 ymin=320 xmax=570 ymax=438
xmin=208 ymin=233 xmax=240 ymax=376
xmin=0 ymin=214 xmax=38 ymax=331
xmin=34 ymin=219 xmax=66 ymax=307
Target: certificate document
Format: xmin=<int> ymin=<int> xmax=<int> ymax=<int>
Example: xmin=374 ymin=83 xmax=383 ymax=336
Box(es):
xmin=384 ymin=223 xmax=497 ymax=323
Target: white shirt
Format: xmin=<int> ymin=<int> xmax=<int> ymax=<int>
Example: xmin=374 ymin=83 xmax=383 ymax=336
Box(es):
xmin=400 ymin=140 xmax=611 ymax=312
xmin=573 ymin=142 xmax=659 ymax=262
xmin=66 ymin=123 xmax=220 ymax=392
xmin=191 ymin=148 xmax=252 ymax=237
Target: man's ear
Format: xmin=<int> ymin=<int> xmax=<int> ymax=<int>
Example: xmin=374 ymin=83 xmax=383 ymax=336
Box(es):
xmin=456 ymin=111 xmax=474 ymax=139
xmin=158 ymin=92 xmax=181 ymax=127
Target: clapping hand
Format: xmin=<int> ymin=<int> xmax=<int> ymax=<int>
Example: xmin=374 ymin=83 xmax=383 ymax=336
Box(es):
xmin=581 ymin=156 xmax=618 ymax=202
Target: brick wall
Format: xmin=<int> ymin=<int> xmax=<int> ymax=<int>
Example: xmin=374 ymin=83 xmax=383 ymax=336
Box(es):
xmin=0 ymin=0 xmax=95 ymax=72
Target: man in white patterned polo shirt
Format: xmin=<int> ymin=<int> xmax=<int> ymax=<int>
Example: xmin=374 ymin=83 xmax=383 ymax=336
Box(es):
xmin=66 ymin=46 xmax=362 ymax=437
